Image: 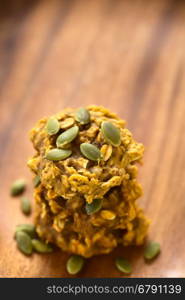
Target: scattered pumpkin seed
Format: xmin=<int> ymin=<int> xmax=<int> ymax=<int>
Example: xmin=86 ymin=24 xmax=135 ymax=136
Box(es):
xmin=46 ymin=117 xmax=60 ymax=135
xmin=45 ymin=148 xmax=72 ymax=161
xmin=21 ymin=197 xmax=31 ymax=215
xmin=75 ymin=108 xmax=90 ymax=124
xmin=33 ymin=175 xmax=41 ymax=187
xmin=85 ymin=198 xmax=102 ymax=215
xmin=60 ymin=117 xmax=75 ymax=129
xmin=66 ymin=255 xmax=85 ymax=275
xmin=15 ymin=231 xmax=33 ymax=255
xmin=15 ymin=224 xmax=36 ymax=238
xmin=11 ymin=179 xmax=26 ymax=196
xmin=56 ymin=126 xmax=79 ymax=148
xmin=144 ymin=241 xmax=160 ymax=260
xmin=100 ymin=144 xmax=113 ymax=161
xmin=80 ymin=143 xmax=101 ymax=161
xmin=101 ymin=121 xmax=121 ymax=146
xmin=32 ymin=239 xmax=53 ymax=253
xmin=115 ymin=257 xmax=132 ymax=274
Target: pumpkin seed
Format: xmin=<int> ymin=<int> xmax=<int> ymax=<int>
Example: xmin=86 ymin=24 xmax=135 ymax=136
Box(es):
xmin=45 ymin=148 xmax=72 ymax=161
xmin=101 ymin=121 xmax=121 ymax=146
xmin=66 ymin=255 xmax=85 ymax=275
xmin=80 ymin=143 xmax=101 ymax=161
xmin=11 ymin=179 xmax=26 ymax=196
xmin=115 ymin=257 xmax=132 ymax=274
xmin=21 ymin=197 xmax=31 ymax=215
xmin=144 ymin=241 xmax=160 ymax=260
xmin=60 ymin=117 xmax=75 ymax=129
xmin=75 ymin=108 xmax=90 ymax=124
xmin=85 ymin=199 xmax=102 ymax=215
xmin=46 ymin=117 xmax=60 ymax=135
xmin=15 ymin=231 xmax=33 ymax=255
xmin=33 ymin=175 xmax=41 ymax=187
xmin=56 ymin=126 xmax=79 ymax=148
xmin=32 ymin=239 xmax=53 ymax=253
xmin=15 ymin=224 xmax=36 ymax=238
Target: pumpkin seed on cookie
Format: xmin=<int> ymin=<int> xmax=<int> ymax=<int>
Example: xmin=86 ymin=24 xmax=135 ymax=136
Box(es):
xmin=46 ymin=117 xmax=60 ymax=135
xmin=85 ymin=198 xmax=102 ymax=215
xmin=75 ymin=108 xmax=90 ymax=124
xmin=101 ymin=121 xmax=121 ymax=146
xmin=45 ymin=148 xmax=72 ymax=161
xmin=33 ymin=175 xmax=41 ymax=187
xmin=80 ymin=143 xmax=101 ymax=161
xmin=56 ymin=126 xmax=79 ymax=148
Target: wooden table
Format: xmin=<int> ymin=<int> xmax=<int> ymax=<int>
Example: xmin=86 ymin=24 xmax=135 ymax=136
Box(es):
xmin=0 ymin=0 xmax=185 ymax=278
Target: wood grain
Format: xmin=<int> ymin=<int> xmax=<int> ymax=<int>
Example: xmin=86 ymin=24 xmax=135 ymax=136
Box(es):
xmin=0 ymin=0 xmax=185 ymax=278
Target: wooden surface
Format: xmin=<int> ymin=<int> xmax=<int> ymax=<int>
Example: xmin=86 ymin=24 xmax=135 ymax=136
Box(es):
xmin=0 ymin=0 xmax=185 ymax=278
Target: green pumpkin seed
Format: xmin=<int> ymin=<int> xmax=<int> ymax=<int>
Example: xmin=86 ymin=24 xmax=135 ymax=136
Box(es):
xmin=85 ymin=199 xmax=102 ymax=215
xmin=32 ymin=239 xmax=53 ymax=253
xmin=15 ymin=231 xmax=33 ymax=255
xmin=45 ymin=148 xmax=72 ymax=161
xmin=56 ymin=126 xmax=79 ymax=148
xmin=15 ymin=224 xmax=36 ymax=238
xmin=144 ymin=241 xmax=160 ymax=260
xmin=33 ymin=175 xmax=41 ymax=187
xmin=46 ymin=117 xmax=60 ymax=135
xmin=115 ymin=257 xmax=132 ymax=274
xmin=11 ymin=179 xmax=26 ymax=196
xmin=101 ymin=121 xmax=121 ymax=147
xmin=66 ymin=255 xmax=85 ymax=275
xmin=21 ymin=197 xmax=31 ymax=215
xmin=80 ymin=143 xmax=101 ymax=161
xmin=75 ymin=108 xmax=90 ymax=124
